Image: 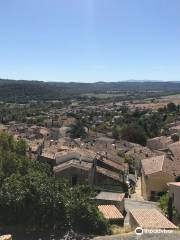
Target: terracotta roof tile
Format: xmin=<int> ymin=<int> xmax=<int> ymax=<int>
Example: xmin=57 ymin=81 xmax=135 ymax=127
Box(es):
xmin=98 ymin=205 xmax=124 ymax=219
xmin=99 ymin=158 xmax=128 ymax=171
xmin=141 ymin=155 xmax=165 ymax=175
xmin=129 ymin=208 xmax=177 ymax=229
xmin=141 ymin=153 xmax=180 ymax=177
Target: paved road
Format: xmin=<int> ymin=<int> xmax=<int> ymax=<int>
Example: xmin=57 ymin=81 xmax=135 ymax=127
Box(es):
xmin=125 ymin=198 xmax=157 ymax=210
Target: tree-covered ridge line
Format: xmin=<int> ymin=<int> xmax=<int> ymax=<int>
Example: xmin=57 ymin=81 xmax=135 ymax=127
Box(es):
xmin=0 ymin=132 xmax=109 ymax=235
xmin=1 ymin=78 xmax=180 ymax=102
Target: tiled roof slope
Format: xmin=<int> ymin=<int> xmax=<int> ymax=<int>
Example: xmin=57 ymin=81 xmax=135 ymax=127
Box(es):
xmin=141 ymin=154 xmax=180 ymax=177
xmin=98 ymin=205 xmax=124 ymax=220
xmin=129 ymin=208 xmax=177 ymax=229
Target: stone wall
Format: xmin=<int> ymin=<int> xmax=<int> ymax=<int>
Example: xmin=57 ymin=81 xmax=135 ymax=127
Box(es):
xmin=141 ymin=171 xmax=174 ymax=200
xmin=169 ymin=184 xmax=180 ymax=216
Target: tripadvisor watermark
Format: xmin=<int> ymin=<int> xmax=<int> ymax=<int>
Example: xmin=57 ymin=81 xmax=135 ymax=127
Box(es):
xmin=135 ymin=227 xmax=174 ymax=235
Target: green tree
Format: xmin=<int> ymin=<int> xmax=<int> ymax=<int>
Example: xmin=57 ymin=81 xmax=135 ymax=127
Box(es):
xmin=112 ymin=126 xmax=119 ymax=139
xmin=138 ymin=112 xmax=164 ymax=138
xmin=16 ymin=139 xmax=27 ymax=155
xmin=68 ymin=120 xmax=87 ymax=139
xmin=167 ymin=102 xmax=177 ymax=112
xmin=67 ymin=185 xmax=109 ymax=234
xmin=120 ymin=124 xmax=147 ymax=146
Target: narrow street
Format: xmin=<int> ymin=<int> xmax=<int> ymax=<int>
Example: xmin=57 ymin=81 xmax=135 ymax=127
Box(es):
xmin=124 ymin=177 xmax=158 ymax=225
xmin=130 ymin=177 xmax=144 ymax=201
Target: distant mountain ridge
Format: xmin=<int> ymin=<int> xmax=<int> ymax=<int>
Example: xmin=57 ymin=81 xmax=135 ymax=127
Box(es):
xmin=1 ymin=78 xmax=180 ymax=102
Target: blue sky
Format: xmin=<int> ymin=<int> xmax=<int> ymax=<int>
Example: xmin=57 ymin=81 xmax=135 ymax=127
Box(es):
xmin=0 ymin=0 xmax=180 ymax=82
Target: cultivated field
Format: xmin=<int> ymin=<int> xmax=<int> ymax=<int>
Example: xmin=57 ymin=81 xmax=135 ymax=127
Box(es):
xmin=127 ymin=94 xmax=180 ymax=110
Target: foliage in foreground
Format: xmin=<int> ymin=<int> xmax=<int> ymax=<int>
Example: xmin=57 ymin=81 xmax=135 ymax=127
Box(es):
xmin=0 ymin=132 xmax=109 ymax=235
xmin=159 ymin=193 xmax=169 ymax=216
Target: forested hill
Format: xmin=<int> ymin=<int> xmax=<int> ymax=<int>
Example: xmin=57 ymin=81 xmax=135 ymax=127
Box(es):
xmin=1 ymin=78 xmax=180 ymax=102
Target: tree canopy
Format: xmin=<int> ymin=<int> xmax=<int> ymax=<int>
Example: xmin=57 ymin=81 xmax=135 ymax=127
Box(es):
xmin=68 ymin=120 xmax=87 ymax=139
xmin=0 ymin=132 xmax=109 ymax=235
xmin=120 ymin=124 xmax=147 ymax=146
xmin=167 ymin=102 xmax=177 ymax=112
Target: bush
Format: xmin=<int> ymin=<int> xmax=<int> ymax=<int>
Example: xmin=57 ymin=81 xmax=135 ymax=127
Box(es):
xmin=167 ymin=102 xmax=177 ymax=112
xmin=69 ymin=185 xmax=109 ymax=234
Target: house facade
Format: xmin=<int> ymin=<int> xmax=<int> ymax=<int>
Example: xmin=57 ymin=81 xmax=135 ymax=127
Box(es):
xmin=141 ymin=155 xmax=175 ymax=201
xmin=168 ymin=182 xmax=180 ymax=217
xmin=54 ymin=152 xmax=128 ymax=192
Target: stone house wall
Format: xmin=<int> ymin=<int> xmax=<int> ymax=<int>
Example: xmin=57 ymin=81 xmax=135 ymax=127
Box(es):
xmin=169 ymin=184 xmax=180 ymax=216
xmin=141 ymin=171 xmax=174 ymax=200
